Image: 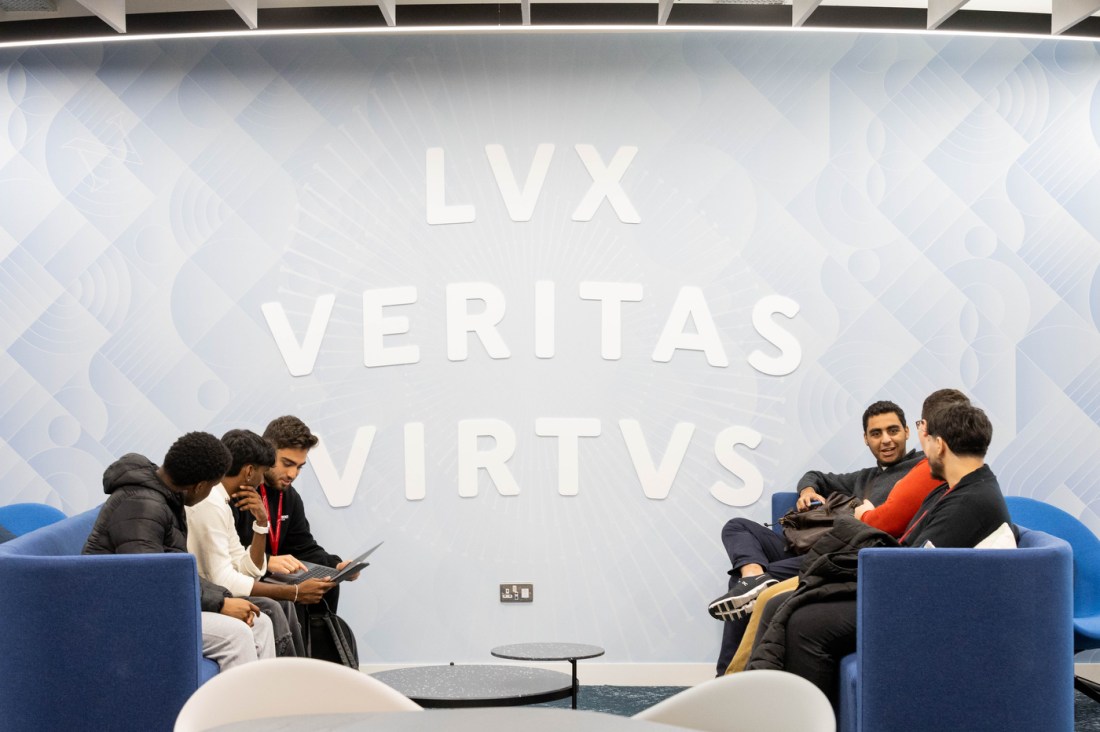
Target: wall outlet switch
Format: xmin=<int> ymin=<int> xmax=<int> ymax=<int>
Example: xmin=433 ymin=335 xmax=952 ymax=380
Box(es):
xmin=500 ymin=583 xmax=533 ymax=602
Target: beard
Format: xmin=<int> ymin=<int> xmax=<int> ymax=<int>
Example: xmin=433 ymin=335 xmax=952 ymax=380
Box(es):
xmin=928 ymin=457 xmax=945 ymax=481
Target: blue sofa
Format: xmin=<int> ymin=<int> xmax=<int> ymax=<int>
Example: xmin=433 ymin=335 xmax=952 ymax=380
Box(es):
xmin=772 ymin=492 xmax=1074 ymax=732
xmin=0 ymin=505 xmax=219 ymax=732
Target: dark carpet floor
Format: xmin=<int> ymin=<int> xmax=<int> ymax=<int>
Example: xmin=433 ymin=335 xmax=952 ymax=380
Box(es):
xmin=535 ymin=685 xmax=1100 ymax=729
xmin=1077 ymin=691 xmax=1100 ymax=732
xmin=534 ymin=686 xmax=687 ymax=716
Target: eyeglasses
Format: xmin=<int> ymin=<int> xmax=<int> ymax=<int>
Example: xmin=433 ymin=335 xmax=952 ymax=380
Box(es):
xmin=915 ymin=419 xmax=926 ymax=429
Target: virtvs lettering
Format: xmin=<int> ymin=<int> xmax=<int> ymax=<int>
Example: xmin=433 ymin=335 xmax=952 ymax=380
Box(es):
xmin=308 ymin=419 xmax=764 ymax=508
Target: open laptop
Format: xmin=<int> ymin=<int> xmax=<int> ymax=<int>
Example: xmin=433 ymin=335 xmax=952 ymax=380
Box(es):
xmin=266 ymin=540 xmax=383 ymax=585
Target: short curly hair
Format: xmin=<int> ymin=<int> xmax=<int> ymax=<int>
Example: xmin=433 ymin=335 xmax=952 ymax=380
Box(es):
xmin=162 ymin=432 xmax=232 ymax=486
xmin=221 ymin=429 xmax=276 ymax=476
xmin=926 ymin=403 xmax=992 ymax=458
xmin=263 ymin=416 xmax=319 ymax=451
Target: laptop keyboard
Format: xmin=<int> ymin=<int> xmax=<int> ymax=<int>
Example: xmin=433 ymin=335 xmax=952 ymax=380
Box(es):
xmin=295 ymin=564 xmax=337 ymax=582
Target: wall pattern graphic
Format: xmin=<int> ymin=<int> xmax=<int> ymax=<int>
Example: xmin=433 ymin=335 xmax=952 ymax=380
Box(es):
xmin=1 ymin=30 xmax=1099 ymax=663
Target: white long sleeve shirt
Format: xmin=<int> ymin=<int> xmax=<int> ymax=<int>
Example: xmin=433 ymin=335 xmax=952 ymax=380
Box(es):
xmin=186 ymin=483 xmax=266 ymax=597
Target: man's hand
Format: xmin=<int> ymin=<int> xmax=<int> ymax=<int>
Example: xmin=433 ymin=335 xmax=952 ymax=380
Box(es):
xmin=232 ymin=485 xmax=268 ymax=526
xmin=335 ymin=559 xmax=361 ymax=582
xmin=221 ymin=598 xmax=260 ymax=626
xmin=853 ymin=499 xmax=875 ymax=520
xmin=296 ymin=578 xmax=336 ymax=604
xmin=797 ymin=488 xmax=827 ymax=511
xmin=269 ymin=554 xmax=307 ymax=574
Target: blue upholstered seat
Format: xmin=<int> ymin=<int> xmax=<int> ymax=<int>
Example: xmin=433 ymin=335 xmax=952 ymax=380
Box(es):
xmin=1006 ymin=496 xmax=1100 ymax=653
xmin=0 ymin=502 xmax=66 ymax=536
xmin=772 ymin=491 xmax=1074 ymax=732
xmin=0 ymin=505 xmax=219 ymax=732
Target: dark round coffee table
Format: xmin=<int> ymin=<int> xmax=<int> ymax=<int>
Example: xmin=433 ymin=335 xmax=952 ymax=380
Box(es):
xmin=371 ymin=664 xmax=573 ymax=708
xmin=491 ymin=642 xmax=605 ymax=709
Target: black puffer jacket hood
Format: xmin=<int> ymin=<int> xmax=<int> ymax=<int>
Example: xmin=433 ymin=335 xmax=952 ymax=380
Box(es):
xmin=102 ymin=453 xmax=170 ymax=497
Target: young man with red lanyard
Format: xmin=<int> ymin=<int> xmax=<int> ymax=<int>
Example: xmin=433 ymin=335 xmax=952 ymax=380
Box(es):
xmin=232 ymin=416 xmax=361 ymax=618
xmin=188 ymin=428 xmax=334 ymax=657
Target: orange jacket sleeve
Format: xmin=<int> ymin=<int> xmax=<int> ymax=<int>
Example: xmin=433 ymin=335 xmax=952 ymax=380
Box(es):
xmin=860 ymin=458 xmax=943 ymax=538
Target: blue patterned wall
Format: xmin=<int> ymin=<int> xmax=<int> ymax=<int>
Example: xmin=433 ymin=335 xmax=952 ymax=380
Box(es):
xmin=1 ymin=30 xmax=1098 ymax=663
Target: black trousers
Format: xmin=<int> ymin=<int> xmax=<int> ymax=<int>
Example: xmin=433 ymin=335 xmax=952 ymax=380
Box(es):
xmin=715 ymin=519 xmax=805 ymax=675
xmin=720 ymin=518 xmax=805 ymax=579
xmin=783 ymin=598 xmax=857 ymax=710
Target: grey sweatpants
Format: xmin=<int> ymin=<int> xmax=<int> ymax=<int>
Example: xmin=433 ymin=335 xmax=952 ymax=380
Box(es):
xmin=201 ymin=610 xmax=275 ymax=670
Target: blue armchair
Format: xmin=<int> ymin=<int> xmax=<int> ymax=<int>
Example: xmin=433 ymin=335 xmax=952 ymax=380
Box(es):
xmin=772 ymin=492 xmax=1074 ymax=732
xmin=1006 ymin=496 xmax=1100 ymax=652
xmin=0 ymin=506 xmax=219 ymax=732
xmin=0 ymin=502 xmax=66 ymax=536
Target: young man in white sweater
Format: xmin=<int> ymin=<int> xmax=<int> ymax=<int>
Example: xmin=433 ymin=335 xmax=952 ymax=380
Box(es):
xmin=187 ymin=429 xmax=334 ymax=656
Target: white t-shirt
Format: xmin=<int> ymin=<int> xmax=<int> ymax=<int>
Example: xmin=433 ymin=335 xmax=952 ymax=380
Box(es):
xmin=186 ymin=483 xmax=266 ymax=596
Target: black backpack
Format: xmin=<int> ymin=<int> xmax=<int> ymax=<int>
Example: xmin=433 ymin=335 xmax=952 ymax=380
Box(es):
xmin=306 ymin=601 xmax=359 ymax=669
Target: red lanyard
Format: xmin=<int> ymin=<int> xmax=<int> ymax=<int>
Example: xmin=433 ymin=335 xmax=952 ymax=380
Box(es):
xmin=259 ymin=486 xmax=283 ymax=556
xmin=900 ymin=484 xmax=955 ymax=545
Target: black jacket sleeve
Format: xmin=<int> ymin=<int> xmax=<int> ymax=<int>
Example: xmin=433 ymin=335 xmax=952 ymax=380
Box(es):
xmin=199 ymin=578 xmax=231 ymax=613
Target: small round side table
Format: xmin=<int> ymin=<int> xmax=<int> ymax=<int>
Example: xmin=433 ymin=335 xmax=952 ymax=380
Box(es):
xmin=490 ymin=642 xmax=605 ymax=709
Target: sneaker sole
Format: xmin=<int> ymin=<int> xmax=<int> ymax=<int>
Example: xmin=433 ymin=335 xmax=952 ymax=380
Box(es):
xmin=707 ymin=578 xmax=779 ymax=619
xmin=709 ymin=599 xmax=752 ymax=621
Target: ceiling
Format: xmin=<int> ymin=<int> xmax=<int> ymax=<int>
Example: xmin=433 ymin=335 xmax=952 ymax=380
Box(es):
xmin=1 ymin=0 xmax=1099 ymax=41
